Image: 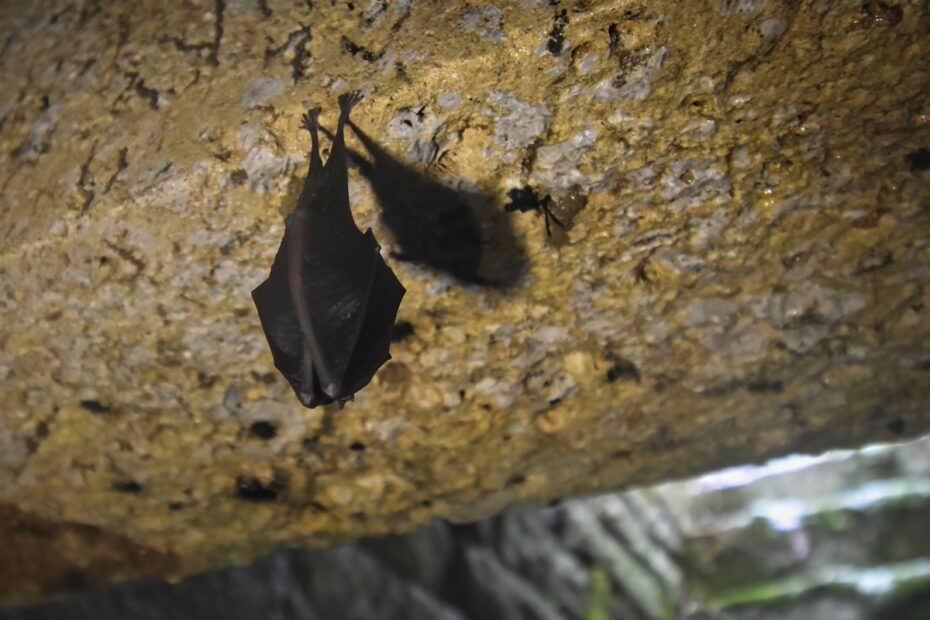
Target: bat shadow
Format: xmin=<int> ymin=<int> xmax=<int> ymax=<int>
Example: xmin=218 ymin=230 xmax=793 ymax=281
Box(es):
xmin=329 ymin=121 xmax=528 ymax=288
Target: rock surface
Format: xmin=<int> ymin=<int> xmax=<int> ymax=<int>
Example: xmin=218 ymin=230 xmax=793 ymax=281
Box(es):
xmin=1 ymin=0 xmax=929 ymax=602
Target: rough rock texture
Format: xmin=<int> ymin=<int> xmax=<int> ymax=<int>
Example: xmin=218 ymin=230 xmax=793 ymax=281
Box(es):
xmin=0 ymin=0 xmax=928 ymax=602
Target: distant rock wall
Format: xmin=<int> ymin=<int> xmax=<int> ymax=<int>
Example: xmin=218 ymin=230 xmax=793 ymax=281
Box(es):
xmin=0 ymin=0 xmax=928 ymax=601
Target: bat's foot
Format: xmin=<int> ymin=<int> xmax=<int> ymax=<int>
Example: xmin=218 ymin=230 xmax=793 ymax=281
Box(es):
xmin=338 ymin=91 xmax=363 ymax=115
xmin=301 ymin=108 xmax=321 ymax=134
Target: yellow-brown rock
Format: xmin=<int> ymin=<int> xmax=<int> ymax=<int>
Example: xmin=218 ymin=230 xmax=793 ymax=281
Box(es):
xmin=1 ymin=0 xmax=928 ymax=603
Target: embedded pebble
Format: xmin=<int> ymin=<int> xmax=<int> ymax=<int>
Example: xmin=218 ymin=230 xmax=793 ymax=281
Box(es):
xmin=759 ymin=17 xmax=788 ymax=39
xmin=489 ymin=91 xmax=552 ymax=154
xmin=240 ymin=76 xmax=284 ymax=109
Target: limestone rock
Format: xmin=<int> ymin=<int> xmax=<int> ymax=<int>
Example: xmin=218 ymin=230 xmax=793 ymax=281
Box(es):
xmin=0 ymin=0 xmax=928 ymax=602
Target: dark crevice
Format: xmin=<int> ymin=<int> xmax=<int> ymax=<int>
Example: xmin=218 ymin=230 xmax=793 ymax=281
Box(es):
xmin=235 ymin=476 xmax=281 ymax=502
xmin=264 ymin=24 xmax=313 ymax=83
xmin=886 ymin=418 xmax=905 ymax=435
xmin=363 ymin=0 xmax=387 ymax=27
xmin=160 ymin=0 xmax=225 ymax=67
xmin=134 ymin=80 xmax=159 ymax=110
xmin=112 ymin=480 xmax=143 ymax=494
xmin=341 ymin=36 xmax=380 ymax=62
xmin=161 ymin=36 xmax=212 ymax=60
xmin=211 ymin=0 xmax=226 ymax=66
xmin=104 ymin=241 xmax=146 ymax=274
xmin=248 ymin=420 xmax=277 ymax=440
xmin=546 ymin=9 xmax=569 ymax=55
xmin=606 ymin=357 xmax=641 ymax=383
xmin=126 ymin=72 xmax=160 ymax=110
xmin=104 ymin=147 xmax=129 ymax=193
xmin=77 ymin=143 xmax=98 ymax=215
xmin=292 ymin=32 xmax=312 ymax=82
xmin=265 ymin=26 xmax=310 ymax=60
xmin=79 ymin=400 xmax=112 ymax=414
xmin=906 ymin=147 xmax=930 ymax=171
xmin=746 ymin=378 xmax=784 ymax=393
xmin=390 ymin=4 xmax=412 ymax=33
xmin=607 ymin=23 xmax=620 ymax=57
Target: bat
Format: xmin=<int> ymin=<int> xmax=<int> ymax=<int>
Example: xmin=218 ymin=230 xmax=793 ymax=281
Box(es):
xmin=251 ymin=92 xmax=406 ymax=408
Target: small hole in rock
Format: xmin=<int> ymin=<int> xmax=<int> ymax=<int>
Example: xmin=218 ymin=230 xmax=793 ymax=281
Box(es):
xmin=235 ymin=476 xmax=280 ymax=502
xmin=249 ymin=421 xmax=277 ymax=440
xmin=79 ymin=400 xmax=111 ymax=414
xmin=606 ymin=358 xmax=641 ymax=383
xmin=349 ymin=441 xmax=366 ymax=451
xmin=230 ymin=169 xmax=248 ymax=185
xmin=906 ymin=148 xmax=930 ymax=171
xmin=747 ymin=379 xmax=784 ymax=394
xmin=112 ymin=480 xmax=143 ymax=494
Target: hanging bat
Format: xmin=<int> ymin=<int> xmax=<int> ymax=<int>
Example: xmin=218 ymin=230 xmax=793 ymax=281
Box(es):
xmin=251 ymin=92 xmax=406 ymax=408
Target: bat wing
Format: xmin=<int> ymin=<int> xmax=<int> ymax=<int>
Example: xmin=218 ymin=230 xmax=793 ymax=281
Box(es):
xmin=251 ymin=236 xmax=322 ymax=404
xmin=253 ymin=224 xmax=404 ymax=406
xmin=339 ymin=230 xmax=406 ymax=396
xmin=299 ymin=223 xmax=407 ymax=399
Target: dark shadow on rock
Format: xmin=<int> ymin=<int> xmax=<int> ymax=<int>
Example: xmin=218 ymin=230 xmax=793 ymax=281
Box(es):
xmin=323 ymin=121 xmax=527 ymax=288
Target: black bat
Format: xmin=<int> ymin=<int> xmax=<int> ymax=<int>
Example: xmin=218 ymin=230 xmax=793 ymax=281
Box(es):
xmin=251 ymin=92 xmax=406 ymax=408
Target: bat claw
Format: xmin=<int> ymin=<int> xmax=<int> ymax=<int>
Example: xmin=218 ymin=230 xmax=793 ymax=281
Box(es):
xmin=301 ymin=108 xmax=321 ymax=134
xmin=338 ymin=91 xmax=363 ymax=114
